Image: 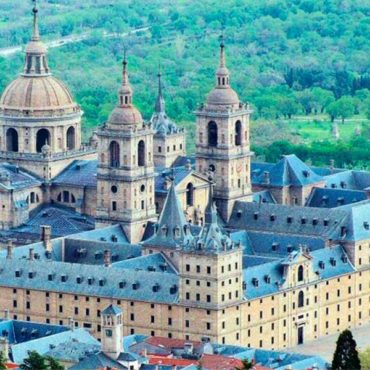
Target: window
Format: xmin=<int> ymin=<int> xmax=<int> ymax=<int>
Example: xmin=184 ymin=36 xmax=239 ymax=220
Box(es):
xmin=6 ymin=128 xmax=19 ymax=152
xmin=112 ymin=201 xmax=117 ymax=211
xmin=109 ymin=141 xmax=120 ymax=168
xmin=235 ymin=121 xmax=242 ymax=146
xmin=298 ymin=265 xmax=304 ymax=282
xmin=208 ymin=121 xmax=218 ymax=147
xmin=66 ymin=127 xmax=75 ymax=150
xmin=186 ymin=183 xmax=194 ymax=206
xmin=206 ymin=322 xmax=211 ymax=330
xmin=138 ymin=140 xmax=145 ymax=166
xmin=298 ymin=291 xmax=304 ymax=308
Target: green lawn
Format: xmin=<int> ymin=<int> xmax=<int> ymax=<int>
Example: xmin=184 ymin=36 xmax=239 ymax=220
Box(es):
xmin=284 ymin=115 xmax=369 ymax=144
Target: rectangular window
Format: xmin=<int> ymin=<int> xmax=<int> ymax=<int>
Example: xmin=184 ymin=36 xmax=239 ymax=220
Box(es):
xmin=59 ymin=305 xmax=63 ymax=313
xmin=186 ymin=264 xmax=190 ymax=272
xmin=46 ymin=304 xmax=50 ymax=312
xmin=206 ymin=322 xmax=211 ymax=330
xmin=112 ymin=201 xmax=117 ymax=211
xmin=185 ymin=320 xmax=189 ymax=328
xmin=196 ymin=265 xmax=201 ymax=273
xmin=26 ymin=302 xmax=31 ymax=309
xmin=207 ymin=266 xmax=211 ymax=274
xmin=151 ymin=316 xmax=155 ymax=323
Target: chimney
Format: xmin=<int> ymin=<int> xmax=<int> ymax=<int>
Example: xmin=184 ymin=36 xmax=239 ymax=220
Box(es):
xmin=104 ymin=249 xmax=111 ymax=267
xmin=6 ymin=241 xmax=13 ymax=259
xmin=330 ymin=159 xmax=335 ymax=174
xmin=4 ymin=309 xmax=9 ymax=320
xmin=29 ymin=248 xmax=34 ymax=261
xmin=263 ymin=171 xmax=270 ymax=184
xmin=40 ymin=225 xmax=52 ymax=252
xmin=69 ymin=317 xmax=75 ymax=331
xmin=185 ymin=159 xmax=192 ymax=171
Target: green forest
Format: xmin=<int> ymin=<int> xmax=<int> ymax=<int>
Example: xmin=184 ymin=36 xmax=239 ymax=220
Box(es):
xmin=0 ymin=0 xmax=369 ymax=168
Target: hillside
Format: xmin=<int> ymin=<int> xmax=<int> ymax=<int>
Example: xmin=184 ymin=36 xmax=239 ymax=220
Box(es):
xmin=0 ymin=0 xmax=369 ymax=168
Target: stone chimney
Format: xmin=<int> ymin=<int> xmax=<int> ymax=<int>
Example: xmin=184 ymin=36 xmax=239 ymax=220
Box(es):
xmin=69 ymin=317 xmax=75 ymax=331
xmin=29 ymin=248 xmax=34 ymax=261
xmin=6 ymin=241 xmax=13 ymax=259
xmin=4 ymin=309 xmax=9 ymax=320
xmin=104 ymin=249 xmax=112 ymax=267
xmin=40 ymin=225 xmax=52 ymax=252
xmin=263 ymin=171 xmax=270 ymax=185
xmin=329 ymin=159 xmax=335 ymax=174
xmin=185 ymin=159 xmax=192 ymax=171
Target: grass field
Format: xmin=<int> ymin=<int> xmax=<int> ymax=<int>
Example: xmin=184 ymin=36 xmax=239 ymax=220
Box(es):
xmin=285 ymin=115 xmax=369 ymax=143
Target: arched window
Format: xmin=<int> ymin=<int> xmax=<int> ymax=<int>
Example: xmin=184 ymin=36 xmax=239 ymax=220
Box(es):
xmin=71 ymin=194 xmax=76 ymax=203
xmin=30 ymin=192 xmax=35 ymax=204
xmin=36 ymin=129 xmax=50 ymax=153
xmin=138 ymin=140 xmax=145 ymax=167
xmin=6 ymin=128 xmax=19 ymax=152
xmin=63 ymin=191 xmax=70 ymax=203
xmin=298 ymin=265 xmax=304 ymax=282
xmin=298 ymin=291 xmax=304 ymax=308
xmin=66 ymin=127 xmax=75 ymax=150
xmin=235 ymin=121 xmax=242 ymax=146
xmin=208 ymin=121 xmax=218 ymax=147
xmin=186 ymin=183 xmax=194 ymax=207
xmin=109 ymin=141 xmax=120 ymax=168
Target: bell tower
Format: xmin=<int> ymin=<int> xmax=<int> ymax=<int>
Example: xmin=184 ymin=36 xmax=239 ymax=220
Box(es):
xmin=195 ymin=39 xmax=253 ymax=221
xmin=95 ymin=56 xmax=156 ymax=243
xmin=101 ymin=304 xmax=123 ymax=359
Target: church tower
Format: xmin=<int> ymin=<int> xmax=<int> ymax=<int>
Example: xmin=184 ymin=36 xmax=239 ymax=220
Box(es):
xmin=95 ymin=56 xmax=156 ymax=243
xmin=101 ymin=304 xmax=123 ymax=359
xmin=195 ymin=39 xmax=253 ymax=221
xmin=0 ymin=1 xmax=93 ymax=180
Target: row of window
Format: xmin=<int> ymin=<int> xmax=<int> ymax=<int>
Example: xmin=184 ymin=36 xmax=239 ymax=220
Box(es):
xmin=184 ymin=262 xmax=239 ymax=274
xmin=157 ymin=143 xmax=183 ymax=153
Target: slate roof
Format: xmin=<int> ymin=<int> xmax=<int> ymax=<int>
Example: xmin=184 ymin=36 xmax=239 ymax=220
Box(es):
xmin=69 ymin=351 xmax=127 ymax=370
xmin=252 ymin=155 xmax=323 ymax=187
xmin=0 ymin=320 xmax=98 ymax=364
xmin=243 ymin=245 xmax=354 ymax=299
xmin=252 ymin=190 xmax=276 ymax=204
xmin=324 ymin=170 xmax=370 ymax=191
xmin=45 ymin=340 xmax=101 ymax=362
xmin=144 ymin=182 xmax=194 ymax=249
xmin=12 ymin=205 xmax=94 ymax=238
xmin=171 ymin=155 xmax=196 ymax=169
xmin=0 ymin=163 xmax=41 ymax=190
xmin=155 ymin=166 xmax=195 ymax=194
xmin=0 ymin=259 xmax=179 ymax=303
xmin=306 ymin=187 xmax=367 ymax=208
xmin=102 ymin=304 xmax=122 ymax=316
xmin=112 ymin=253 xmax=176 ymax=274
xmin=229 ymin=201 xmax=346 ymax=240
xmin=52 ymin=160 xmax=97 ymax=188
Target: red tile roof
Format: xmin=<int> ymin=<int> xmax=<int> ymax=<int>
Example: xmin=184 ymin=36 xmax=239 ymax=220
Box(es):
xmin=146 ymin=336 xmax=202 ymax=350
xmin=148 ymin=356 xmax=196 ymax=367
xmin=201 ymin=354 xmax=244 ymax=370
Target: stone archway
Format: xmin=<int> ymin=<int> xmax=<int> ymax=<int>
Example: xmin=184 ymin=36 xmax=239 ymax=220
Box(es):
xmin=36 ymin=129 xmax=50 ymax=153
xmin=66 ymin=126 xmax=75 ymax=150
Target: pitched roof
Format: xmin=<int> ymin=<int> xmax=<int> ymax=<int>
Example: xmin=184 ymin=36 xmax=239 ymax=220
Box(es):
xmin=102 ymin=304 xmax=122 ymax=316
xmin=52 ymin=160 xmax=97 ymax=188
xmin=252 ymin=155 xmax=323 ymax=187
xmin=305 ymin=187 xmax=367 ymax=208
xmin=324 ymin=170 xmax=370 ymax=191
xmin=69 ymin=351 xmax=127 ymax=370
xmin=0 ymin=163 xmax=41 ymax=190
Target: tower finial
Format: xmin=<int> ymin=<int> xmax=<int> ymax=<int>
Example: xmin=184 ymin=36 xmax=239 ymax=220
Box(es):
xmin=32 ymin=0 xmax=40 ymax=41
xmin=155 ymin=61 xmax=165 ymax=113
xmin=122 ymin=49 xmax=128 ymax=85
xmin=219 ymin=34 xmax=226 ymax=68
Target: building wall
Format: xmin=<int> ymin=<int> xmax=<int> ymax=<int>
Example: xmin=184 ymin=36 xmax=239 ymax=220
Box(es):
xmin=153 ymin=132 xmax=186 ymax=168
xmin=0 ymin=266 xmax=369 ymax=350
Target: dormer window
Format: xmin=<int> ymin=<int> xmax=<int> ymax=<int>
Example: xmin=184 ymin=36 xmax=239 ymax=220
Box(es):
xmin=319 ymin=261 xmax=325 ymax=269
xmin=169 ymin=285 xmax=178 ymax=294
xmin=271 ymin=243 xmax=278 ymax=251
xmin=119 ymin=281 xmax=126 ymax=289
xmin=48 ymin=273 xmax=54 ymax=281
xmin=312 ymin=218 xmax=318 ymax=225
xmin=253 ymin=212 xmax=259 ymax=220
xmin=61 ymin=275 xmax=67 ymax=282
xmin=301 ymin=217 xmax=306 ymax=225
xmin=330 ymin=258 xmax=336 ymax=266
xmin=287 ymin=216 xmax=293 ymax=224
xmin=252 ymin=278 xmax=259 ymax=287
xmin=340 ymin=226 xmax=347 ymax=237
xmin=76 ymin=276 xmax=83 ymax=284
xmin=87 ymin=277 xmax=94 ymax=285
xmin=270 ymin=214 xmax=276 ymax=221
xmin=264 ymin=275 xmax=271 ymax=284
xmin=364 ymin=222 xmax=369 ymax=230
xmin=15 ymin=270 xmax=22 ymax=278
xmin=152 ymin=283 xmax=161 ymax=292
xmin=132 ymin=282 xmax=140 ymax=290
xmin=28 ymin=272 xmax=35 ymax=279
xmin=99 ymin=279 xmax=105 ymax=286
xmin=323 ymin=218 xmax=329 ymax=226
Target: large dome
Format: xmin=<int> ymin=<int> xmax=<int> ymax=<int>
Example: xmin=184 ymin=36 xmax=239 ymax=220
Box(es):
xmin=0 ymin=75 xmax=79 ymax=117
xmin=206 ymin=86 xmax=240 ymax=107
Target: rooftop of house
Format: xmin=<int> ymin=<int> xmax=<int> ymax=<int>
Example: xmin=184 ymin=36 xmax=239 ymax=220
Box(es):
xmin=69 ymin=351 xmax=127 ymax=370
xmin=306 ymin=187 xmax=368 ymax=208
xmin=251 ymin=155 xmax=324 ymax=187
xmin=0 ymin=320 xmax=98 ymax=364
xmin=52 ymin=159 xmax=98 ymax=188
xmin=324 ymin=169 xmax=370 ymax=191
xmin=0 ymin=163 xmax=41 ymax=191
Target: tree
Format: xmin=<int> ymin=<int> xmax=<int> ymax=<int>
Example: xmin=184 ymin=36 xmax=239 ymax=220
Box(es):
xmin=235 ymin=359 xmax=254 ymax=370
xmin=332 ymin=330 xmax=361 ymax=370
xmin=20 ymin=351 xmax=49 ymax=370
xmin=279 ymin=97 xmax=300 ymax=119
xmin=0 ymin=351 xmax=7 ymax=370
xmin=327 ymin=97 xmax=355 ymax=123
xmin=46 ymin=356 xmax=64 ymax=370
xmin=360 ymin=348 xmax=370 ymax=370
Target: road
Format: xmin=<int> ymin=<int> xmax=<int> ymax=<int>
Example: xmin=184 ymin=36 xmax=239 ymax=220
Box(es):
xmin=0 ymin=26 xmax=150 ymax=58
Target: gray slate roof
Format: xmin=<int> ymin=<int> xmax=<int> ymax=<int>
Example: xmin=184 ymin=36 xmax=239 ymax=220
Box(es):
xmin=306 ymin=187 xmax=367 ymax=208
xmin=0 ymin=162 xmax=41 ymax=190
xmin=52 ymin=160 xmax=98 ymax=188
xmin=252 ymin=155 xmax=323 ymax=187
xmin=69 ymin=351 xmax=127 ymax=370
xmin=0 ymin=259 xmax=179 ymax=303
xmin=324 ymin=170 xmax=370 ymax=191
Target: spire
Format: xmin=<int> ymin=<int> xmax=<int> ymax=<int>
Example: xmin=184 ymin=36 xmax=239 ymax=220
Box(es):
xmin=118 ymin=50 xmax=133 ymax=106
xmin=155 ymin=63 xmax=165 ymax=113
xmin=32 ymin=0 xmax=40 ymax=41
xmin=23 ymin=0 xmax=49 ymax=76
xmin=205 ymin=171 xmax=218 ymax=225
xmin=216 ymin=35 xmax=230 ymax=88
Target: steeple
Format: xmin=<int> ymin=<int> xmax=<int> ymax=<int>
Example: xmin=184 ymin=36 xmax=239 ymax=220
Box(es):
xmin=155 ymin=64 xmax=165 ymax=113
xmin=144 ymin=176 xmax=193 ymax=248
xmin=118 ymin=51 xmax=133 ymax=106
xmin=23 ymin=0 xmax=49 ymax=76
xmin=216 ymin=35 xmax=230 ymax=88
